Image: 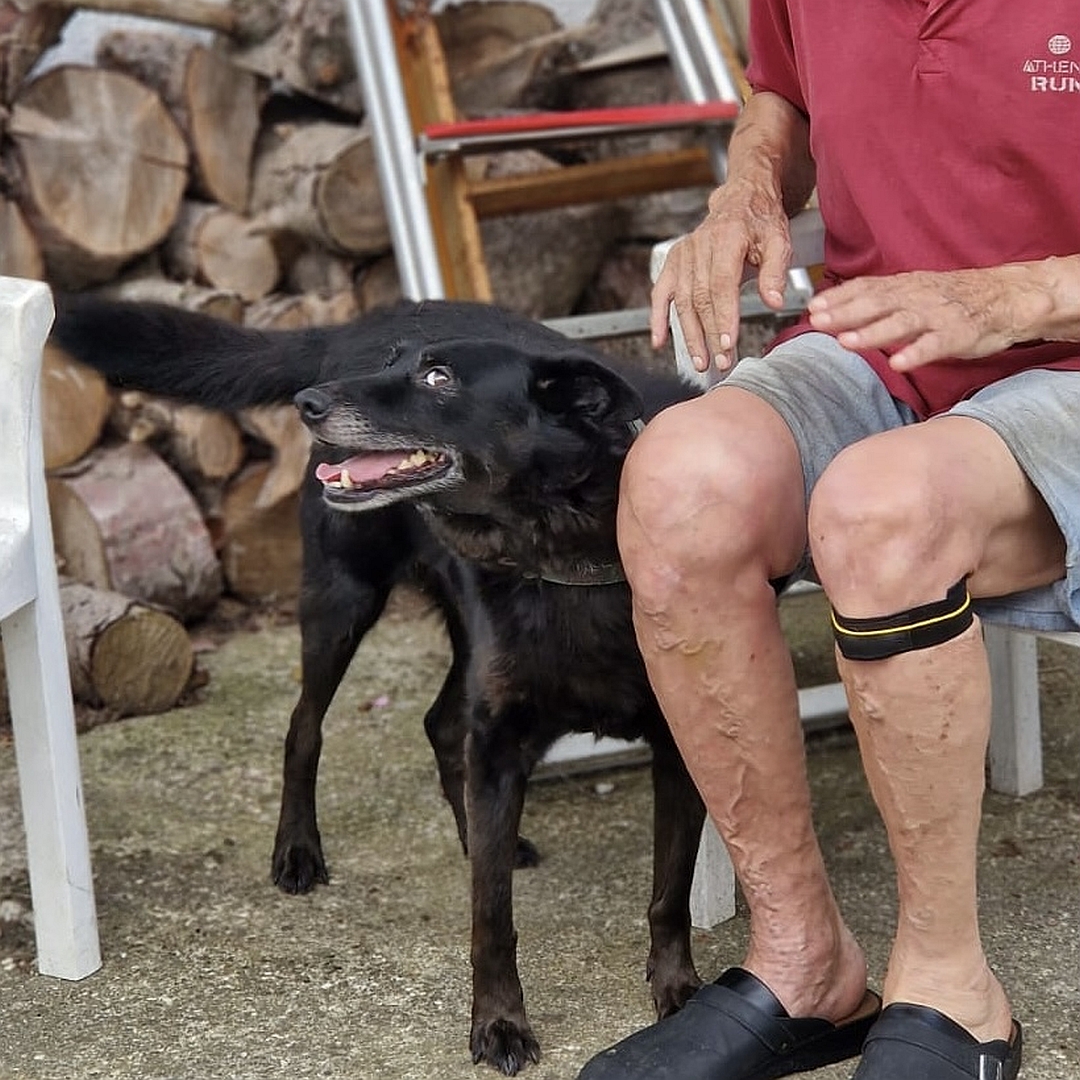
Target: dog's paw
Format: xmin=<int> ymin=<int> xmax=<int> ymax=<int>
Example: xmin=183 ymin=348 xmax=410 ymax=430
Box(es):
xmin=470 ymin=1017 xmax=541 ymax=1075
xmin=271 ymin=841 xmax=329 ymax=895
xmin=648 ymin=964 xmax=701 ymax=1020
xmin=513 ymin=836 xmax=540 ymax=869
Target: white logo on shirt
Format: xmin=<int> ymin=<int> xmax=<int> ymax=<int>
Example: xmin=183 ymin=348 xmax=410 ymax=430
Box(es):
xmin=1023 ymin=33 xmax=1080 ymax=92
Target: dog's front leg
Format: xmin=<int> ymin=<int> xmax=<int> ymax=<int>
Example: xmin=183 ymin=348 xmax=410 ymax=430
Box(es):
xmin=273 ymin=694 xmax=333 ymax=894
xmin=465 ymin=716 xmax=541 ymax=1075
xmin=644 ymin=734 xmax=706 ymax=1016
xmin=273 ymin=563 xmax=394 ymax=894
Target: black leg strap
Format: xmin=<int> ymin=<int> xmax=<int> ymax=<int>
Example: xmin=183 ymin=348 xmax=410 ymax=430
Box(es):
xmin=831 ymin=578 xmax=974 ymax=661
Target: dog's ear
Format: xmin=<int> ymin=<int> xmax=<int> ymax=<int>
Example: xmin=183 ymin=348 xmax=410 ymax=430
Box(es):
xmin=530 ymin=355 xmax=644 ymax=425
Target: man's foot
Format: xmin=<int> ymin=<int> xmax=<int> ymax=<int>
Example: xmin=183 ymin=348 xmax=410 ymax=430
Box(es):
xmin=851 ymin=1003 xmax=1022 ymax=1079
xmin=575 ymin=968 xmax=881 ymax=1080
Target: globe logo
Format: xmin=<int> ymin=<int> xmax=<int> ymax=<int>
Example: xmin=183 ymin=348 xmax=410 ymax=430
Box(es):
xmin=1047 ymin=34 xmax=1072 ymax=55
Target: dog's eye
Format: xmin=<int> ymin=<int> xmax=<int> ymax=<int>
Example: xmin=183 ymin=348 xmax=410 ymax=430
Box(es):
xmin=420 ymin=366 xmax=453 ymax=388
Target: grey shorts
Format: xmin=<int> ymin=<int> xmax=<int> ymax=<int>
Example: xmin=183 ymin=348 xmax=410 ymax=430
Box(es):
xmin=719 ymin=332 xmax=1080 ymax=632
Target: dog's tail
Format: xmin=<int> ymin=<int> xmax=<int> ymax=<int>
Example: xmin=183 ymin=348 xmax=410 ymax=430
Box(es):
xmin=51 ymin=296 xmax=329 ymax=410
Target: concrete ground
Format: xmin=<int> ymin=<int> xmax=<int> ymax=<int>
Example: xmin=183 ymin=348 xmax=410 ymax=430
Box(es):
xmin=0 ymin=588 xmax=1077 ymax=1080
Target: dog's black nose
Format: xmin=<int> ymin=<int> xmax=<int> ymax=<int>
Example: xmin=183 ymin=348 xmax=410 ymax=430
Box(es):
xmin=294 ymin=387 xmax=333 ymax=423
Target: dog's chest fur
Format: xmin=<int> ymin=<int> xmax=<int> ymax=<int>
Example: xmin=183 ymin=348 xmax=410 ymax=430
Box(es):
xmin=457 ymin=563 xmax=660 ymax=743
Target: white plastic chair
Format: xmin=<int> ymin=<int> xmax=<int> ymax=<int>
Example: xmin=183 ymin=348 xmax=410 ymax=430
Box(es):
xmin=1 ymin=277 xmax=100 ymax=979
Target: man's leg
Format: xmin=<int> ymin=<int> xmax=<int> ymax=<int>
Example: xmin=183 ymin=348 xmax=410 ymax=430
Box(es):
xmin=617 ymin=385 xmax=868 ymax=1024
xmin=809 ymin=415 xmax=1066 ymax=1045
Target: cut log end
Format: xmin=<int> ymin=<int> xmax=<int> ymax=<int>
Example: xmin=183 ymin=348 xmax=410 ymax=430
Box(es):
xmin=9 ymin=65 xmax=189 ymax=288
xmin=250 ymin=121 xmax=389 ymax=258
xmin=91 ymin=605 xmax=194 ymax=715
xmin=163 ymin=201 xmax=280 ymax=301
xmin=58 ymin=577 xmax=193 ymax=717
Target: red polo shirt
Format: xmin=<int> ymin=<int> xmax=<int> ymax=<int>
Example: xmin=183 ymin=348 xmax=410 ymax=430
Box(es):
xmin=746 ymin=0 xmax=1080 ymax=418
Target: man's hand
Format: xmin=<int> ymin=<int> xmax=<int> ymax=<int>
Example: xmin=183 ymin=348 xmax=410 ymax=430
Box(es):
xmin=648 ymin=91 xmax=815 ymax=374
xmin=808 ymin=258 xmax=1080 ymax=371
xmin=650 ymin=180 xmax=792 ymax=373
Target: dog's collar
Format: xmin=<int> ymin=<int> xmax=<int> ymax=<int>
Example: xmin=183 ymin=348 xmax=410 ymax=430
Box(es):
xmin=522 ymin=559 xmax=627 ymax=587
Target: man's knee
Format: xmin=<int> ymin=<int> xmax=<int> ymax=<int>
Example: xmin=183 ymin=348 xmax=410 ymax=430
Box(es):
xmin=618 ymin=396 xmax=803 ymax=598
xmin=618 ymin=404 xmax=739 ymax=582
xmin=808 ymin=440 xmax=962 ymax=616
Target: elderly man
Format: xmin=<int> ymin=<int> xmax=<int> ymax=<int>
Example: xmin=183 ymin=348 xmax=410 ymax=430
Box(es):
xmin=577 ymin=3 xmax=1080 ymax=1079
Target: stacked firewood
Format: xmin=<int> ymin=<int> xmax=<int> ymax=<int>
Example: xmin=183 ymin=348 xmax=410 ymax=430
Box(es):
xmin=0 ymin=0 xmax=746 ymax=719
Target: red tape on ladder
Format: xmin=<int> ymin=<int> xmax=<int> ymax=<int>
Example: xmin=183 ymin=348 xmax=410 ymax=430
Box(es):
xmin=422 ymin=101 xmax=739 ymax=142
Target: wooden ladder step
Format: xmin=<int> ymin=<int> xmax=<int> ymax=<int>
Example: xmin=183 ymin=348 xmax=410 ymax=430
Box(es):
xmin=468 ymin=147 xmax=718 ymax=218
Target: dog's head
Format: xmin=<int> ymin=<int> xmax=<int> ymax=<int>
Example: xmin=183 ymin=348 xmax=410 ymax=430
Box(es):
xmin=297 ymin=337 xmax=644 ymax=514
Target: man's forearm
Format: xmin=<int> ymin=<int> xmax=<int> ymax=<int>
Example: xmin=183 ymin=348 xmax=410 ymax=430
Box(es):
xmin=1022 ymin=254 xmax=1080 ymax=344
xmin=712 ymin=90 xmax=816 ymax=219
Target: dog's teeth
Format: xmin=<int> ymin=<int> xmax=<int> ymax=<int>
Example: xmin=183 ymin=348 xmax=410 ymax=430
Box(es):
xmin=389 ymin=450 xmax=435 ymax=473
xmin=339 ymin=470 xmax=353 ymax=489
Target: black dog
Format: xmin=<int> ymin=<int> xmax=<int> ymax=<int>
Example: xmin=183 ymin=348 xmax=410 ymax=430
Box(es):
xmin=52 ymin=297 xmax=707 ymax=1074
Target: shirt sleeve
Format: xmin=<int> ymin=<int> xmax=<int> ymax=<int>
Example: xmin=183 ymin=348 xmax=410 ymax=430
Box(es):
xmin=744 ymin=0 xmax=807 ymax=115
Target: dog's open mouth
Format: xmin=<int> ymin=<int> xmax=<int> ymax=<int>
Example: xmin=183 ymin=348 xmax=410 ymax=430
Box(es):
xmin=314 ymin=448 xmax=453 ymax=504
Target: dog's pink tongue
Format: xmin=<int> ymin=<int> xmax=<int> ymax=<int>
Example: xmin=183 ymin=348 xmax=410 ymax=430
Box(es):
xmin=315 ymin=453 xmax=407 ymax=484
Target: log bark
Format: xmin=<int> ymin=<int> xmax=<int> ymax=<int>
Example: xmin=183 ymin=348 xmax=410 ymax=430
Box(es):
xmin=7 ymin=64 xmax=188 ymax=288
xmin=42 ymin=343 xmax=112 ymax=471
xmin=0 ymin=2 xmax=69 ymax=106
xmin=0 ymin=194 xmax=44 ymax=280
xmin=241 ymin=293 xmax=311 ymax=331
xmin=284 ymin=244 xmax=357 ymax=296
xmin=47 ymin=442 xmax=223 ymax=621
xmin=219 ymin=461 xmax=302 ymax=602
xmin=162 ymin=201 xmax=280 ymax=302
xmin=354 ymin=255 xmax=403 ymax=313
xmin=59 ymin=577 xmax=193 ymax=717
xmin=96 ymin=30 xmax=266 ymax=212
xmin=227 ymin=0 xmax=359 ymax=114
xmin=434 ymin=1 xmax=575 ymax=115
xmin=479 ymin=150 xmax=625 ymax=319
xmin=236 ymin=405 xmax=312 ymax=510
xmin=243 ymin=289 xmax=358 ymax=331
xmin=108 ymin=390 xmax=245 ymax=486
xmin=54 ymin=0 xmax=235 ymax=35
xmin=96 ymin=272 xmax=245 ymax=322
xmin=222 ymin=0 xmax=577 ymax=116
xmin=299 ymin=290 xmax=359 ymax=326
xmin=249 ymin=121 xmax=390 ymax=258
